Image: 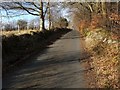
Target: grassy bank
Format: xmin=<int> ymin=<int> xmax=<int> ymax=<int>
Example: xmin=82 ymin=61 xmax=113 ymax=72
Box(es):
xmin=83 ymin=28 xmax=119 ymax=88
xmin=2 ymin=28 xmax=71 ymax=72
xmin=1 ymin=29 xmax=39 ymax=37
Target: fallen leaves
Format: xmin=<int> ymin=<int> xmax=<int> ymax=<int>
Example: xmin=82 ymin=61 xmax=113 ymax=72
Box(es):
xmin=84 ymin=28 xmax=119 ymax=88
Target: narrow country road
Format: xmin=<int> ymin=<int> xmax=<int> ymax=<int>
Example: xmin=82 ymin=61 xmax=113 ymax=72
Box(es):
xmin=3 ymin=30 xmax=89 ymax=88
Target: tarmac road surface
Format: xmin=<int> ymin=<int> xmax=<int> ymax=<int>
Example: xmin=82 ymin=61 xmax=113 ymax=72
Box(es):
xmin=3 ymin=30 xmax=89 ymax=88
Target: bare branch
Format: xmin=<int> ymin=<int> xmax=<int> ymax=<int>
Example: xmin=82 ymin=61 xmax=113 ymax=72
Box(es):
xmin=14 ymin=2 xmax=39 ymax=16
xmin=43 ymin=2 xmax=49 ymax=17
xmin=30 ymin=2 xmax=41 ymax=10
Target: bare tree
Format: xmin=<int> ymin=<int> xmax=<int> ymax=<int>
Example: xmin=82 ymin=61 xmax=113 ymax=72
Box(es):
xmin=0 ymin=1 xmax=50 ymax=31
xmin=17 ymin=19 xmax=28 ymax=30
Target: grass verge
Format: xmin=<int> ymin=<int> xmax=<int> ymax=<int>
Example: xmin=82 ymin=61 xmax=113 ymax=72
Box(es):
xmin=83 ymin=28 xmax=119 ymax=88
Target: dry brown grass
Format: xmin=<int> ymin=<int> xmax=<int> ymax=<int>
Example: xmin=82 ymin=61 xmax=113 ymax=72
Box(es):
xmin=84 ymin=28 xmax=119 ymax=88
xmin=1 ymin=29 xmax=40 ymax=37
xmin=91 ymin=42 xmax=119 ymax=88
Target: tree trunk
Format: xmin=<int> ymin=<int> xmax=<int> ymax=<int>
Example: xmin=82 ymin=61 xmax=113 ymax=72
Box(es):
xmin=95 ymin=1 xmax=100 ymax=14
xmin=101 ymin=1 xmax=106 ymax=18
xmin=48 ymin=1 xmax=51 ymax=30
xmin=39 ymin=0 xmax=45 ymax=31
xmin=101 ymin=1 xmax=107 ymax=28
xmin=86 ymin=3 xmax=93 ymax=22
